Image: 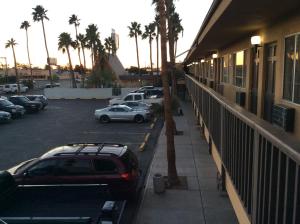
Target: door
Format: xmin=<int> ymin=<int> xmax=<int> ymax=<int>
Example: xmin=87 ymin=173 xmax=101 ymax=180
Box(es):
xmin=263 ymin=43 xmax=277 ymax=122
xmin=21 ymin=159 xmax=58 ymax=185
xmin=250 ymin=48 xmax=259 ymax=114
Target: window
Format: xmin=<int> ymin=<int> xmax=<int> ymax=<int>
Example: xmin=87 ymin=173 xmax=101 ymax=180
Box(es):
xmin=283 ymin=34 xmax=300 ymax=103
xmin=135 ymin=95 xmax=142 ymax=101
xmin=94 ymin=159 xmax=117 ymax=173
xmin=57 ymin=159 xmax=93 ymax=175
xmin=124 ymin=95 xmax=133 ymax=101
xmin=209 ymin=59 xmax=214 ymax=79
xmin=234 ymin=51 xmax=247 ymax=88
xmin=27 ymin=159 xmax=57 ymax=176
xmin=222 ymin=55 xmax=229 ymax=83
xmin=115 ymin=108 xmax=126 ymax=112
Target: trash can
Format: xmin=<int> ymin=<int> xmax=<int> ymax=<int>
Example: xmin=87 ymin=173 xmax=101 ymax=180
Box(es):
xmin=153 ymin=173 xmax=165 ymax=194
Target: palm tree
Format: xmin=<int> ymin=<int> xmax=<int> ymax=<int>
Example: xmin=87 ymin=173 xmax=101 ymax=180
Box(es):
xmin=58 ymin=32 xmax=77 ymax=88
xmin=154 ymin=15 xmax=160 ymax=76
xmin=86 ymin=24 xmax=100 ymax=69
xmin=172 ymin=12 xmax=184 ymax=58
xmin=142 ymin=23 xmax=156 ymax=84
xmin=154 ymin=0 xmax=179 ymax=186
xmin=69 ymin=14 xmax=82 ymax=66
xmin=77 ymin=33 xmax=88 ymax=86
xmin=5 ymin=38 xmax=20 ymax=93
xmin=128 ymin=22 xmax=142 ymax=76
xmin=20 ymin=21 xmax=33 ymax=83
xmin=32 ymin=5 xmax=52 ymax=84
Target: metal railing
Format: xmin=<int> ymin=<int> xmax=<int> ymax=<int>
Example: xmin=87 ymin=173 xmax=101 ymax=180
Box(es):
xmin=186 ymin=75 xmax=300 ymax=224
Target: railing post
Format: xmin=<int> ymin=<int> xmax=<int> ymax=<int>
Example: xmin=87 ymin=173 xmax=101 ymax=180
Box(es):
xmin=252 ymin=129 xmax=260 ymax=224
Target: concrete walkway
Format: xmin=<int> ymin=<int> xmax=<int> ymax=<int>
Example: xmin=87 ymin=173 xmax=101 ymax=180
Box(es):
xmin=136 ymin=101 xmax=238 ymax=224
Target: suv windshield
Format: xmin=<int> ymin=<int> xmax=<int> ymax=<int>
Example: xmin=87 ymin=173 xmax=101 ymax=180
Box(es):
xmin=17 ymin=97 xmax=30 ymax=103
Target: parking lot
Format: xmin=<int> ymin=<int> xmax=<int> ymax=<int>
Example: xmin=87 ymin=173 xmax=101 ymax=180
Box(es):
xmin=0 ymin=98 xmax=162 ymax=169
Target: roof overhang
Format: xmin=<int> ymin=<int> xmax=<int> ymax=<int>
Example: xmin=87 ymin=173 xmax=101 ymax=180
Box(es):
xmin=184 ymin=0 xmax=300 ymax=64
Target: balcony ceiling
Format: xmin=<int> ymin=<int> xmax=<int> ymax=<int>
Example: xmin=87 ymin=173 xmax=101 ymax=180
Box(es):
xmin=185 ymin=0 xmax=300 ymax=64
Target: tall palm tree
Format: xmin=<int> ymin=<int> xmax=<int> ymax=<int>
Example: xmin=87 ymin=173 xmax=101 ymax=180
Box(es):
xmin=20 ymin=21 xmax=33 ymax=83
xmin=154 ymin=0 xmax=179 ymax=186
xmin=69 ymin=14 xmax=82 ymax=66
xmin=5 ymin=38 xmax=20 ymax=93
xmin=77 ymin=33 xmax=88 ymax=86
xmin=128 ymin=22 xmax=142 ymax=76
xmin=86 ymin=24 xmax=100 ymax=69
xmin=104 ymin=37 xmax=113 ymax=56
xmin=154 ymin=15 xmax=160 ymax=76
xmin=32 ymin=5 xmax=52 ymax=84
xmin=172 ymin=12 xmax=184 ymax=58
xmin=58 ymin=32 xmax=77 ymax=88
xmin=142 ymin=23 xmax=156 ymax=84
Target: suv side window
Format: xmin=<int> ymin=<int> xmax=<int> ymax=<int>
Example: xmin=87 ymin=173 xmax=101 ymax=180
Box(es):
xmin=27 ymin=159 xmax=57 ymax=176
xmin=93 ymin=159 xmax=118 ymax=173
xmin=57 ymin=159 xmax=93 ymax=175
xmin=124 ymin=95 xmax=133 ymax=101
xmin=135 ymin=95 xmax=142 ymax=101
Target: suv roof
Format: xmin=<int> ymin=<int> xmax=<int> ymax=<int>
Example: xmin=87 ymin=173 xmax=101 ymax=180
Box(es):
xmin=40 ymin=143 xmax=128 ymax=159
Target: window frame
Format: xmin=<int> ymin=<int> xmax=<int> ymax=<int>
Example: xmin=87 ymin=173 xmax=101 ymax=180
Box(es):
xmin=233 ymin=50 xmax=247 ymax=88
xmin=221 ymin=55 xmax=230 ymax=84
xmin=282 ymin=32 xmax=300 ymax=104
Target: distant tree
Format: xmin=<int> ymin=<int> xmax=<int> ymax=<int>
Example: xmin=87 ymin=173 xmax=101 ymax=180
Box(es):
xmin=128 ymin=22 xmax=142 ymax=76
xmin=5 ymin=38 xmax=20 ymax=93
xmin=77 ymin=33 xmax=88 ymax=87
xmin=69 ymin=14 xmax=82 ymax=66
xmin=58 ymin=32 xmax=77 ymax=88
xmin=32 ymin=5 xmax=52 ymax=84
xmin=104 ymin=37 xmax=116 ymax=57
xmin=20 ymin=20 xmax=33 ymax=82
xmin=142 ymin=22 xmax=156 ymax=85
xmin=85 ymin=24 xmax=100 ymax=69
xmin=154 ymin=15 xmax=160 ymax=75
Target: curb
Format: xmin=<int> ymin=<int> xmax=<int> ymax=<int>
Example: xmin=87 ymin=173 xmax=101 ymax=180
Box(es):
xmin=139 ymin=133 xmax=150 ymax=151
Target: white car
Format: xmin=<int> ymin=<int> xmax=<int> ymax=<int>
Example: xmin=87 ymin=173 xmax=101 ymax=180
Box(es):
xmin=3 ymin=84 xmax=28 ymax=93
xmin=95 ymin=105 xmax=151 ymax=123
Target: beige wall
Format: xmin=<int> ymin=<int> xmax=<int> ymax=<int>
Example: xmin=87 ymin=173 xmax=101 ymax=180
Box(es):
xmin=194 ymin=13 xmax=300 ymax=138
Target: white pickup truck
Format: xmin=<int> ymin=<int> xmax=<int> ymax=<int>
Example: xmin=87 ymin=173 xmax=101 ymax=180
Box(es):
xmin=109 ymin=92 xmax=163 ymax=105
xmin=3 ymin=84 xmax=28 ymax=93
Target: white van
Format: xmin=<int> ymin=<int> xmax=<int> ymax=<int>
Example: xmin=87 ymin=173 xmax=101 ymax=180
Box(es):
xmin=3 ymin=84 xmax=28 ymax=93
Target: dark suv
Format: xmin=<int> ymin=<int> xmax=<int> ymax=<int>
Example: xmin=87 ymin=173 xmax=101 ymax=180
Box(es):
xmin=0 ymin=98 xmax=25 ymax=118
xmin=9 ymin=95 xmax=42 ymax=112
xmin=8 ymin=143 xmax=140 ymax=199
xmin=26 ymin=95 xmax=48 ymax=109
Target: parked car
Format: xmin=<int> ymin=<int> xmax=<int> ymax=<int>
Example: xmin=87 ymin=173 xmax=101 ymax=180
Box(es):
xmin=0 ymin=98 xmax=25 ymax=118
xmin=95 ymin=105 xmax=151 ymax=123
xmin=0 ymin=110 xmax=12 ymax=123
xmin=8 ymin=143 xmax=140 ymax=199
xmin=0 ymin=85 xmax=4 ymax=92
xmin=3 ymin=84 xmax=28 ymax=93
xmin=8 ymin=96 xmax=42 ymax=112
xmin=45 ymin=83 xmax=60 ymax=88
xmin=131 ymin=85 xmax=155 ymax=93
xmin=109 ymin=92 xmax=163 ymax=106
xmin=120 ymin=101 xmax=152 ymax=112
xmin=26 ymin=95 xmax=48 ymax=109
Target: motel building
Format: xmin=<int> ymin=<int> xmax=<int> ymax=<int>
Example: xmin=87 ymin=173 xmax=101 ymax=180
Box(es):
xmin=184 ymin=0 xmax=300 ymax=224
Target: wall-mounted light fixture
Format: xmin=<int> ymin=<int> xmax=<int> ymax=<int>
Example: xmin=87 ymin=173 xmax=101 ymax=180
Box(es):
xmin=212 ymin=53 xmax=218 ymax=59
xmin=200 ymin=59 xmax=205 ymax=63
xmin=251 ymin=35 xmax=262 ymax=45
xmin=251 ymin=35 xmax=262 ymax=55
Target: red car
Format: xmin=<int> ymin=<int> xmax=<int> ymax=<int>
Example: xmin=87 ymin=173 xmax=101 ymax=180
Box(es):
xmin=8 ymin=143 xmax=140 ymax=199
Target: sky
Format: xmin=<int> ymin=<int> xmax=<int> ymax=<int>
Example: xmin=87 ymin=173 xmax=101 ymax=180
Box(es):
xmin=0 ymin=0 xmax=213 ymax=69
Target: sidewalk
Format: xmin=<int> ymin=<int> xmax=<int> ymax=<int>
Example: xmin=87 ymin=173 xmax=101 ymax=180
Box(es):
xmin=136 ymin=101 xmax=238 ymax=224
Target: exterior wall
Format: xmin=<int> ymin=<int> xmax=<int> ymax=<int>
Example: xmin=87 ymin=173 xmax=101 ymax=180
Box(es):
xmin=192 ymin=13 xmax=300 ymax=138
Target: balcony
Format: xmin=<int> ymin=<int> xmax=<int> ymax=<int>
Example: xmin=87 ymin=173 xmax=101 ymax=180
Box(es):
xmin=186 ymin=74 xmax=300 ymax=224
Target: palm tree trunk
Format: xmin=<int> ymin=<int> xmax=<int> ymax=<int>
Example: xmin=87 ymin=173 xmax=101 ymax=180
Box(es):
xmin=156 ymin=32 xmax=159 ymax=76
xmin=81 ymin=44 xmax=87 ymax=87
xmin=158 ymin=0 xmax=179 ymax=186
xmin=41 ymin=19 xmax=52 ymax=84
xmin=75 ymin=26 xmax=82 ymax=66
xmin=66 ymin=47 xmax=77 ymax=88
xmin=25 ymin=30 xmax=33 ymax=84
xmin=166 ymin=0 xmax=177 ymax=96
xmin=149 ymin=39 xmax=154 ymax=85
xmin=12 ymin=45 xmax=20 ymax=94
xmin=135 ymin=34 xmax=141 ymax=84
